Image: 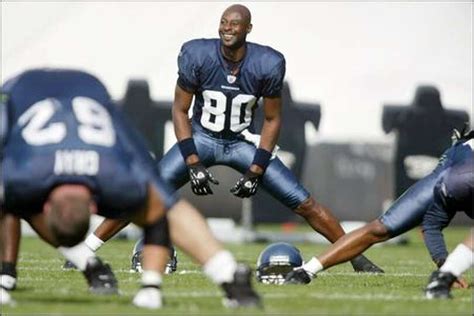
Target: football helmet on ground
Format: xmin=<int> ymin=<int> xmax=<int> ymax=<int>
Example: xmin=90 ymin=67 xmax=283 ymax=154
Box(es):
xmin=256 ymin=242 xmax=303 ymax=285
xmin=130 ymin=238 xmax=177 ymax=274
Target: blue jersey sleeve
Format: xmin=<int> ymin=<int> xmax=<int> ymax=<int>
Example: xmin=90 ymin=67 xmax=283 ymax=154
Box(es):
xmin=421 ymin=195 xmax=455 ymax=267
xmin=0 ymin=92 xmax=8 ymax=156
xmin=177 ymin=43 xmax=200 ymax=92
xmin=0 ymin=78 xmax=16 ymax=158
xmin=261 ymin=57 xmax=286 ymax=98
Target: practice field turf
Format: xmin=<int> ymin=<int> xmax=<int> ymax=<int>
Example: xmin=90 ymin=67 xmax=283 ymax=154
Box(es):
xmin=1 ymin=226 xmax=472 ymax=315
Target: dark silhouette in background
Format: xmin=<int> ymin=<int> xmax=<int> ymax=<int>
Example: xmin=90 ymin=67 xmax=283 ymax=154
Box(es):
xmin=382 ymin=85 xmax=469 ymax=198
xmin=120 ymin=80 xmax=172 ymax=160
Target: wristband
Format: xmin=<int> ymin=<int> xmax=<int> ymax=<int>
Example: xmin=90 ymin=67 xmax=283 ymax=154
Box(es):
xmin=178 ymin=138 xmax=198 ymax=161
xmin=252 ymin=148 xmax=272 ymax=171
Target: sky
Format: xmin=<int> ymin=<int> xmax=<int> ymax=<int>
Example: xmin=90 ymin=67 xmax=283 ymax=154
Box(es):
xmin=2 ymin=1 xmax=472 ymax=141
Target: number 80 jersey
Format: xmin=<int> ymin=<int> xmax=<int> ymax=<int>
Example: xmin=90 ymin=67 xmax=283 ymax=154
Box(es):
xmin=177 ymin=39 xmax=286 ymax=137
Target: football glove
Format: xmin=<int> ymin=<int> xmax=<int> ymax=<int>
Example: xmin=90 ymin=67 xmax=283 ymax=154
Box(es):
xmin=230 ymin=170 xmax=261 ymax=198
xmin=188 ymin=162 xmax=219 ymax=195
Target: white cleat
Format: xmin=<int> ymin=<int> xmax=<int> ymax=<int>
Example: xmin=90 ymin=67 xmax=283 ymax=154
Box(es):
xmin=132 ymin=287 xmax=162 ymax=309
xmin=1 ymin=287 xmax=16 ymax=306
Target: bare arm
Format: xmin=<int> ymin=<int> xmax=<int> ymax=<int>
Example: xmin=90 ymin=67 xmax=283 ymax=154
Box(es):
xmin=250 ymin=96 xmax=282 ymax=174
xmin=172 ymin=84 xmax=199 ymax=165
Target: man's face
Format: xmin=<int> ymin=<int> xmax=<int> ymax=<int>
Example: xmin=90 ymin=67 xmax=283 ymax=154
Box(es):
xmin=218 ymin=10 xmax=251 ymax=49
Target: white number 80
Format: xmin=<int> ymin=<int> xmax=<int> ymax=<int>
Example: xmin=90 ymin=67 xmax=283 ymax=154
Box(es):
xmin=201 ymin=90 xmax=257 ymax=132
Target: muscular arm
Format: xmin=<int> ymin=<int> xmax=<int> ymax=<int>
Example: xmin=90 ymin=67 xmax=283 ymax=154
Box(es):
xmin=250 ymin=96 xmax=282 ymax=174
xmin=421 ymin=203 xmax=455 ymax=267
xmin=172 ymin=84 xmax=199 ymax=165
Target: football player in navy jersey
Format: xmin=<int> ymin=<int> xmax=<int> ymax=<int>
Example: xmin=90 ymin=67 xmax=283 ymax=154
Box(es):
xmin=79 ymin=3 xmax=382 ymax=274
xmin=0 ymin=68 xmax=261 ymax=309
xmin=285 ymin=130 xmax=473 ymax=288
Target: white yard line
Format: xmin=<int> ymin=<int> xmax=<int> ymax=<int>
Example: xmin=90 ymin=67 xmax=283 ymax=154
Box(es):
xmin=162 ymin=291 xmax=472 ymax=303
xmin=17 ymin=267 xmax=438 ymax=278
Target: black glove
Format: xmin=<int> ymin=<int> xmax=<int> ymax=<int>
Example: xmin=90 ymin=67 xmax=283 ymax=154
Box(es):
xmin=188 ymin=162 xmax=219 ymax=195
xmin=230 ymin=170 xmax=261 ymax=198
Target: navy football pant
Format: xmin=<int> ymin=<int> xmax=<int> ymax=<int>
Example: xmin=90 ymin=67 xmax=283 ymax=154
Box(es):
xmin=159 ymin=125 xmax=310 ymax=210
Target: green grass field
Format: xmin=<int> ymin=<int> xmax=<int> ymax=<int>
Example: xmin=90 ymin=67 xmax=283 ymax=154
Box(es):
xmin=1 ymin=226 xmax=472 ymax=315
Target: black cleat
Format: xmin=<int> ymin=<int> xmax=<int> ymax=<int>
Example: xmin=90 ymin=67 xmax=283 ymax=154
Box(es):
xmin=82 ymin=257 xmax=118 ymax=295
xmin=221 ymin=264 xmax=261 ymax=308
xmin=284 ymin=268 xmax=312 ymax=285
xmin=350 ymin=255 xmax=384 ymax=273
xmin=62 ymin=260 xmax=77 ymax=270
xmin=425 ymin=270 xmax=456 ymax=299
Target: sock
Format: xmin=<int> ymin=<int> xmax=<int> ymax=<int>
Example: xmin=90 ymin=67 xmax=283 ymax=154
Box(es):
xmin=84 ymin=233 xmax=104 ymax=252
xmin=302 ymin=257 xmax=323 ymax=276
xmin=203 ymin=250 xmax=237 ymax=284
xmin=440 ymin=244 xmax=474 ymax=277
xmin=1 ymin=262 xmax=17 ymax=277
xmin=141 ymin=270 xmax=162 ymax=288
xmin=58 ymin=243 xmax=95 ymax=271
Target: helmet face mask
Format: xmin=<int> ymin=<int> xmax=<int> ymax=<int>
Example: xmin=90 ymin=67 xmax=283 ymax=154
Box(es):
xmin=256 ymin=242 xmax=303 ymax=285
xmin=130 ymin=238 xmax=178 ymax=274
xmin=257 ymin=265 xmax=295 ymax=285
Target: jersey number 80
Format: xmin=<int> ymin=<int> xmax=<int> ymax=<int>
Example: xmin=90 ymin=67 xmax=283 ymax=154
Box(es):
xmin=201 ymin=90 xmax=257 ymax=133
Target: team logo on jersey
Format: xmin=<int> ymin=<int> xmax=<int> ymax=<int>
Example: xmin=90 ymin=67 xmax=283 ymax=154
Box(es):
xmin=227 ymin=75 xmax=237 ymax=84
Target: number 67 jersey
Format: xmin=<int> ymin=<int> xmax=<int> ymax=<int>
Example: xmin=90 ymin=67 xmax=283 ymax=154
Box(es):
xmin=1 ymin=69 xmax=177 ymax=219
xmin=177 ymin=39 xmax=286 ymax=137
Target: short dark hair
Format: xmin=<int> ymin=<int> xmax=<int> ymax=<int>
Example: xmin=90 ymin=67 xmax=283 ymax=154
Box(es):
xmin=47 ymin=195 xmax=90 ymax=247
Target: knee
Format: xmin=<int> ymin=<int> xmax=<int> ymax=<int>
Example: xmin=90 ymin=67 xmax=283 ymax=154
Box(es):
xmin=294 ymin=197 xmax=321 ymax=217
xmin=365 ymin=219 xmax=390 ymax=241
xmin=143 ymin=216 xmax=171 ymax=248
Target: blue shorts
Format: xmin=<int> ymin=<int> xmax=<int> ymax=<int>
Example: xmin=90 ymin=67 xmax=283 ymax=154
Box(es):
xmin=379 ymin=141 xmax=473 ymax=237
xmin=159 ymin=125 xmax=310 ymax=209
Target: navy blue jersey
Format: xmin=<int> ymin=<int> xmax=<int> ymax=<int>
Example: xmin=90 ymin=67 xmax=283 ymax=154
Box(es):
xmin=2 ymin=69 xmax=177 ymax=218
xmin=177 ymin=39 xmax=285 ymax=137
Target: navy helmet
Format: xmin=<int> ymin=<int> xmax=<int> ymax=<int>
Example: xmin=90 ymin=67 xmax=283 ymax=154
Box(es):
xmin=256 ymin=242 xmax=303 ymax=285
xmin=130 ymin=237 xmax=177 ymax=274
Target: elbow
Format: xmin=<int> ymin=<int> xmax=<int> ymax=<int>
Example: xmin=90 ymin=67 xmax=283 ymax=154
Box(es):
xmin=172 ymin=106 xmax=188 ymax=121
xmin=264 ymin=116 xmax=282 ymax=129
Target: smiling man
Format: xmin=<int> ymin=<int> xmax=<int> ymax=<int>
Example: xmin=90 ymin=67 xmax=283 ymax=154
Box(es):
xmin=78 ymin=3 xmax=383 ymax=278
